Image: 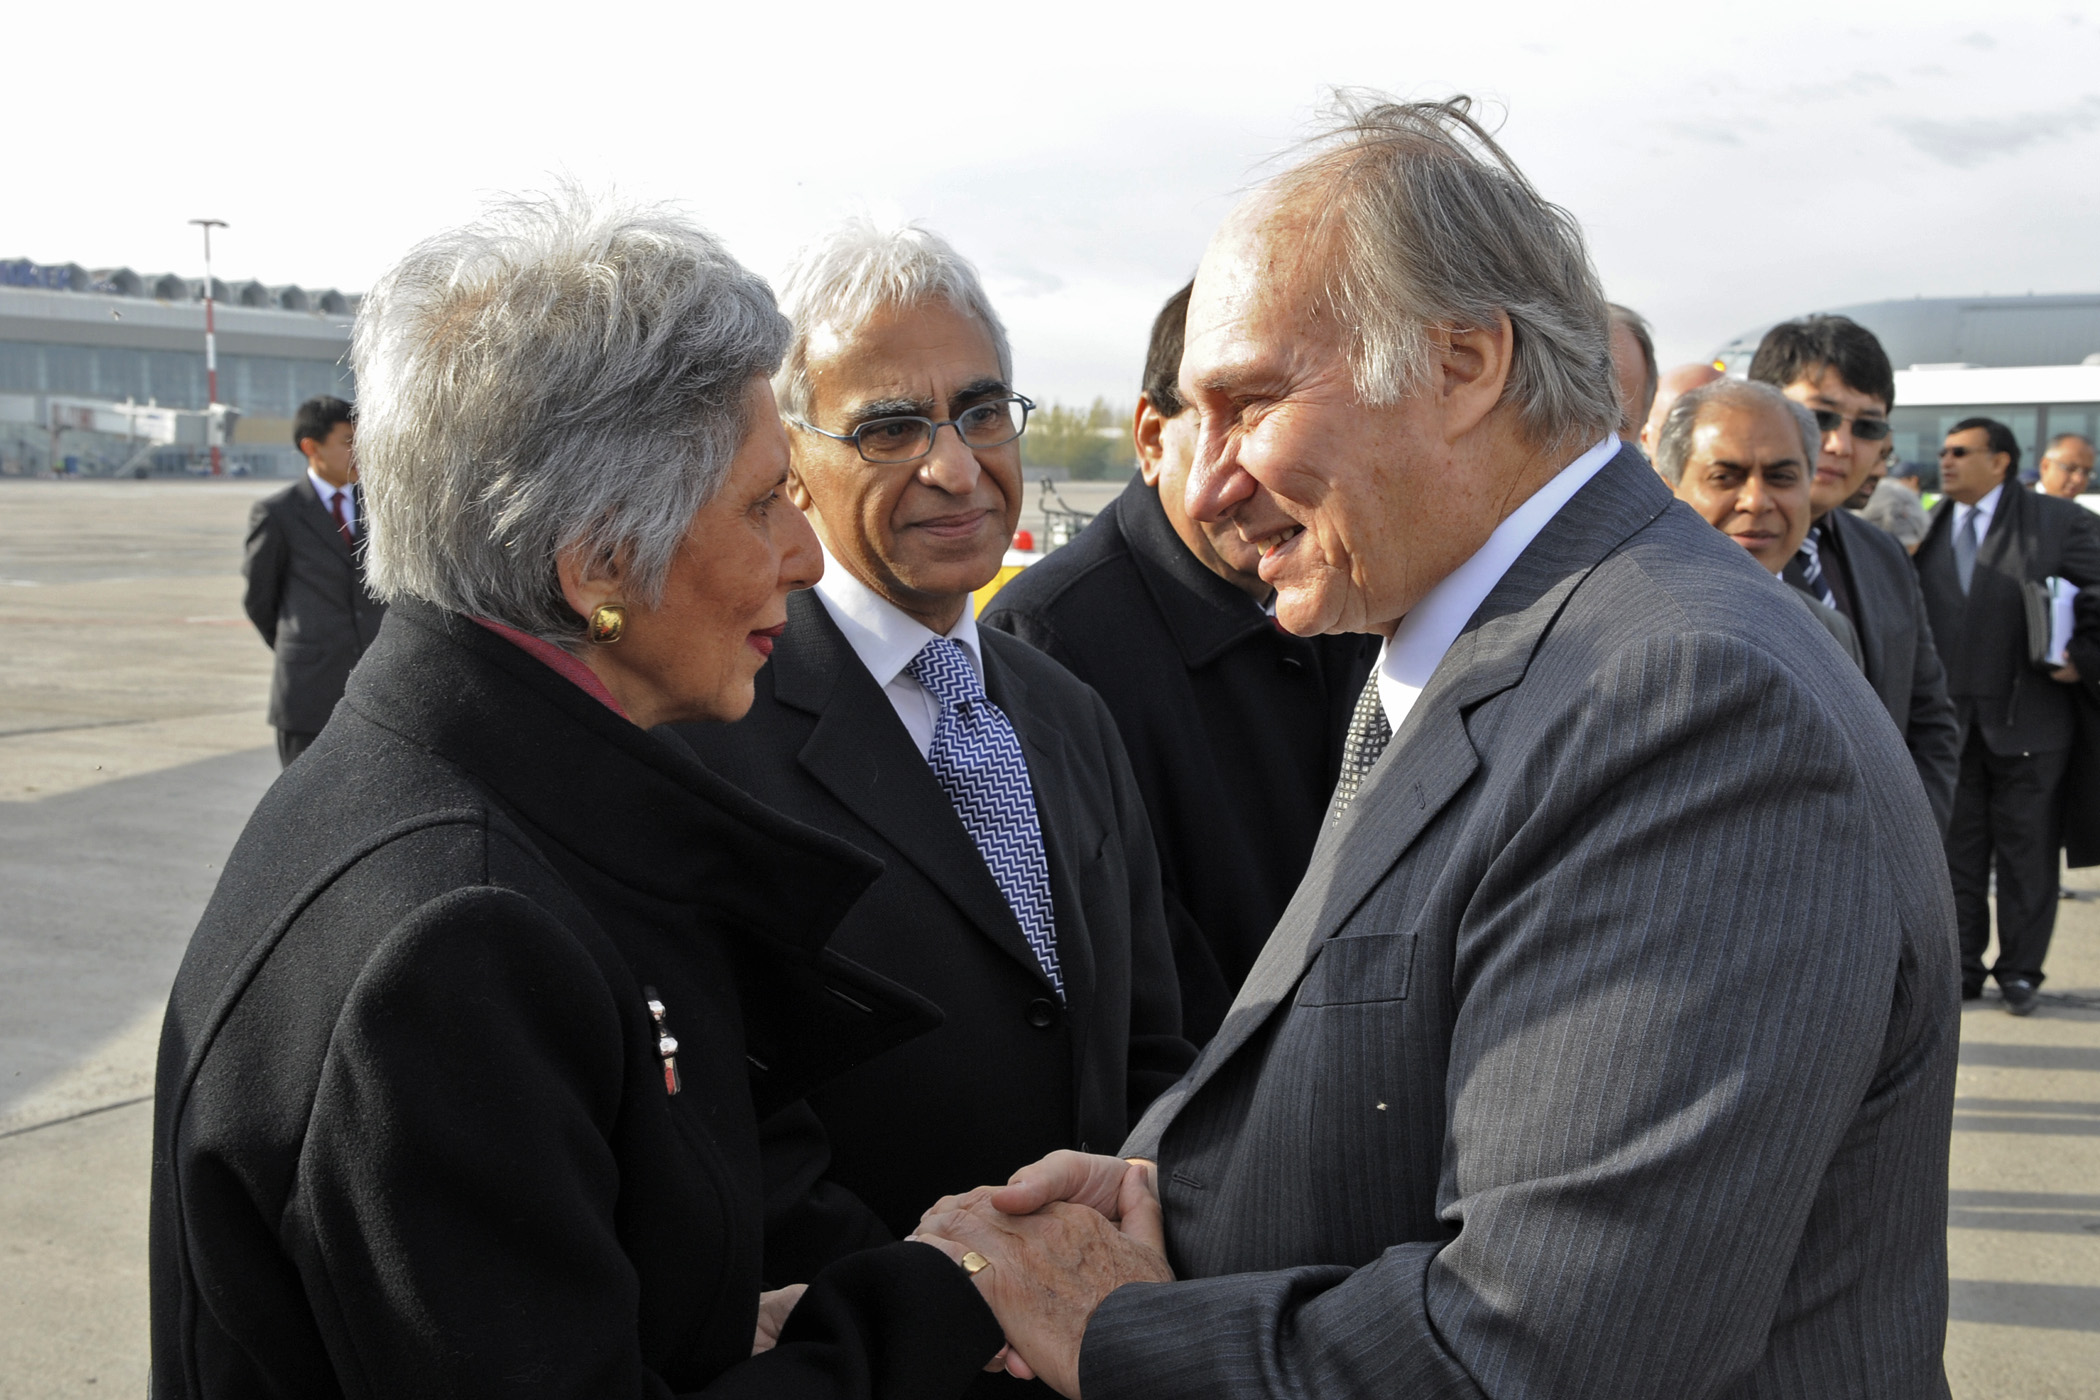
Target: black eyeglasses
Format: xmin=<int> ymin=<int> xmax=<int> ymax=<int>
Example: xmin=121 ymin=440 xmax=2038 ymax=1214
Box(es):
xmin=790 ymin=395 xmax=1035 ymax=464
xmin=1940 ymin=445 xmax=1995 ymax=460
xmin=1811 ymin=408 xmax=1891 ymax=442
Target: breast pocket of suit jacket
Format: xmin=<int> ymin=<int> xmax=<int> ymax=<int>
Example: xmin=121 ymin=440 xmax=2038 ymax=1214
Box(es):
xmin=1295 ymin=930 xmax=1418 ymax=1006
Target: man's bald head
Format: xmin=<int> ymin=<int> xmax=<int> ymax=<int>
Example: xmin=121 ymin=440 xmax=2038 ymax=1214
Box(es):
xmin=1608 ymin=305 xmax=1657 ymax=440
xmin=1640 ymin=362 xmax=1724 ymax=458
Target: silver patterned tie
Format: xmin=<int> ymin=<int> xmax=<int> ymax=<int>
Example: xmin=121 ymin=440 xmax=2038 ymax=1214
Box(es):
xmin=1332 ymin=674 xmax=1392 ymax=821
xmin=905 ymin=638 xmax=1063 ymax=997
xmin=1954 ymin=506 xmax=1980 ymax=595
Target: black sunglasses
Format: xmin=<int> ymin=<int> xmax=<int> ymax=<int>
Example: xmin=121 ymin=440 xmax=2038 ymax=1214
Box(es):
xmin=1939 ymin=445 xmax=1998 ymax=460
xmin=1811 ymin=408 xmax=1891 ymax=442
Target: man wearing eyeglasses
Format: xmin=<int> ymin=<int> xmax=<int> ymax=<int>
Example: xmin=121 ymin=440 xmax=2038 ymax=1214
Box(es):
xmin=671 ymin=220 xmax=1193 ymax=1320
xmin=1750 ymin=316 xmax=1961 ymax=829
xmin=2038 ymin=433 xmax=2095 ymax=500
xmin=1914 ymin=417 xmax=2100 ymax=1014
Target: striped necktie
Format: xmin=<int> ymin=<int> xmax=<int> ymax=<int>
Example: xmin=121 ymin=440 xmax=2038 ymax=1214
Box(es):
xmin=1795 ymin=530 xmax=1835 ymax=607
xmin=905 ymin=638 xmax=1062 ymax=996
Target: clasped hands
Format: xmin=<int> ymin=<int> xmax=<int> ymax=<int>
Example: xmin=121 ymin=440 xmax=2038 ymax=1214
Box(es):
xmin=912 ymin=1149 xmax=1175 ymax=1398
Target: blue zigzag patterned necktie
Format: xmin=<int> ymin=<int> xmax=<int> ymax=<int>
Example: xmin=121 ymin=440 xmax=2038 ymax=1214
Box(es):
xmin=905 ymin=638 xmax=1063 ymax=997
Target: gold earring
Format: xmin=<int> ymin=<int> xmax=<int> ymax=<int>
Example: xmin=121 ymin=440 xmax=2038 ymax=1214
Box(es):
xmin=588 ymin=604 xmax=627 ymax=645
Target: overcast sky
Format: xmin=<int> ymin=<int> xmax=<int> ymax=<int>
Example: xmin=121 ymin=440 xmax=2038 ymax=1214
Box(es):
xmin=13 ymin=0 xmax=2098 ymax=405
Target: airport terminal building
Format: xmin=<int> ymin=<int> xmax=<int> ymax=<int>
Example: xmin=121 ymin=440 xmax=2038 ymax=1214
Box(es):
xmin=0 ymin=259 xmax=355 ymax=477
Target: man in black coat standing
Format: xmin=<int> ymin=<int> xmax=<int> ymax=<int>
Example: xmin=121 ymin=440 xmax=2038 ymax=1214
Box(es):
xmin=983 ymin=284 xmax=1376 ymax=1044
xmin=241 ymin=396 xmax=384 ymax=765
xmin=671 ymin=222 xmax=1192 ymax=1292
xmin=1747 ymin=319 xmax=1957 ymax=826
xmin=1750 ymin=317 xmax=1961 ymax=829
xmin=1916 ymin=416 xmax=2100 ymax=1013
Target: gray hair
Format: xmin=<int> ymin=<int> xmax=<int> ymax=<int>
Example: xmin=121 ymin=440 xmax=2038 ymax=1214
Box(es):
xmin=1653 ymin=378 xmax=1820 ymax=486
xmin=1272 ymin=93 xmax=1620 ymax=454
xmin=352 ymin=190 xmax=790 ymax=645
xmin=772 ymin=217 xmax=1011 ymax=421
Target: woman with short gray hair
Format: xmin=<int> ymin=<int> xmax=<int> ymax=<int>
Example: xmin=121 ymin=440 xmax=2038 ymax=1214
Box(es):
xmin=149 ymin=192 xmax=1002 ymax=1400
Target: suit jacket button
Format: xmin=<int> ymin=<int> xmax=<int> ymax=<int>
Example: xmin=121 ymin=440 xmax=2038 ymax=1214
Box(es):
xmin=1025 ymin=997 xmax=1059 ymax=1029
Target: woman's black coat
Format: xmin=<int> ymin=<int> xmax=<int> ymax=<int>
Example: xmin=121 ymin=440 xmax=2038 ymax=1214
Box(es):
xmin=148 ymin=599 xmax=1002 ymax=1400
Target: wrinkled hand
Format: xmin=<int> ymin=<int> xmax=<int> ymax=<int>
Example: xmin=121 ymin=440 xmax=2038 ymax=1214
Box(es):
xmin=752 ymin=1284 xmax=806 ymax=1355
xmin=919 ymin=1150 xmax=1164 ymax=1252
xmin=917 ymin=1190 xmax=1173 ymax=1397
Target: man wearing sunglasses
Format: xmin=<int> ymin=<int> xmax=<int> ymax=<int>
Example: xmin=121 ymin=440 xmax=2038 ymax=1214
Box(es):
xmin=672 ymin=220 xmax=1193 ymax=1325
xmin=1750 ymin=316 xmax=1961 ymax=829
xmin=1914 ymin=417 xmax=2100 ymax=1014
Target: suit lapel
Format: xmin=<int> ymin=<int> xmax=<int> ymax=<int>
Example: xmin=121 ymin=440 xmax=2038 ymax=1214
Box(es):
xmin=1130 ymin=447 xmax=1672 ymax=1139
xmin=1978 ymin=484 xmax=2026 ymax=577
xmin=1828 ymin=514 xmax=1883 ymax=683
xmin=984 ymin=637 xmax=1098 ymax=1021
xmin=774 ymin=591 xmax=1060 ymax=995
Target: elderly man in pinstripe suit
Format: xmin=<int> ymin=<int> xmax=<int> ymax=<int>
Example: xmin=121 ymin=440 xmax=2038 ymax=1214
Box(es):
xmin=917 ymin=94 xmax=1957 ymax=1400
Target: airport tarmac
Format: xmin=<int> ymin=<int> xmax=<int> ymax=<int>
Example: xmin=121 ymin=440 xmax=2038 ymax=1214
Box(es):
xmin=2 ymin=476 xmax=2095 ymax=1398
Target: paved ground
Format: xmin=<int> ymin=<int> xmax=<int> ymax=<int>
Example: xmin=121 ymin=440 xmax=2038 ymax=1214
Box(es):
xmin=1 ymin=478 xmax=2095 ymax=1397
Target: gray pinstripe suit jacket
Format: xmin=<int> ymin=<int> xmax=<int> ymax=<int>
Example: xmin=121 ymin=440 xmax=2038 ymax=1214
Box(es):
xmin=1086 ymin=447 xmax=1959 ymax=1399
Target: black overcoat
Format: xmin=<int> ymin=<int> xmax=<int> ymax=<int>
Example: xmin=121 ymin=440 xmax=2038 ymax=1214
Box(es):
xmin=671 ymin=590 xmax=1194 ymax=1276
xmin=1792 ymin=508 xmax=1961 ymax=830
xmin=981 ymin=479 xmax=1377 ymax=1043
xmin=149 ymin=598 xmax=1002 ymax=1400
xmin=241 ymin=477 xmax=386 ymax=734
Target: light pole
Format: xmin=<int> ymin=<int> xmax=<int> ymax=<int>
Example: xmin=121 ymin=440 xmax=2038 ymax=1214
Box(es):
xmin=189 ymin=218 xmax=228 ymax=475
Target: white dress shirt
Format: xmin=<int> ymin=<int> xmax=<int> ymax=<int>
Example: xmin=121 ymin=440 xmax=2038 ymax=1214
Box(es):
xmin=1373 ymin=435 xmax=1620 ymax=734
xmin=1951 ymin=482 xmax=2004 ymax=549
xmin=811 ymin=545 xmax=986 ymax=759
xmin=309 ymin=469 xmax=358 ymax=536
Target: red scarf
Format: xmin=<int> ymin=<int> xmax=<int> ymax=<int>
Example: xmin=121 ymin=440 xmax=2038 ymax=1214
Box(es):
xmin=468 ymin=616 xmax=629 ymax=720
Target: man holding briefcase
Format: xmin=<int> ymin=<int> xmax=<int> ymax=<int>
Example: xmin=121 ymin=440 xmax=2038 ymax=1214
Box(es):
xmin=1916 ymin=416 xmax=2100 ymax=1012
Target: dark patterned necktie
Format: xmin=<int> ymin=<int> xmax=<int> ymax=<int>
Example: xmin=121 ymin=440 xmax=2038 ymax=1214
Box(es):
xmin=1795 ymin=530 xmax=1835 ymax=607
xmin=1332 ymin=673 xmax=1392 ymax=821
xmin=906 ymin=638 xmax=1062 ymax=997
xmin=329 ymin=489 xmax=354 ymax=546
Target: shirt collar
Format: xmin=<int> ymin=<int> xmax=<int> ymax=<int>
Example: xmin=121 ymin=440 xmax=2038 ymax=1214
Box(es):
xmin=1958 ymin=482 xmax=2005 ymax=525
xmin=1381 ymin=434 xmax=1619 ymax=697
xmin=810 ymin=543 xmax=984 ymax=688
xmin=308 ymin=467 xmax=352 ymax=506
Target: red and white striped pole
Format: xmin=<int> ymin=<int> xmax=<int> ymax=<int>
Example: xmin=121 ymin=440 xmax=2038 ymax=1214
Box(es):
xmin=189 ymin=218 xmax=228 ymax=476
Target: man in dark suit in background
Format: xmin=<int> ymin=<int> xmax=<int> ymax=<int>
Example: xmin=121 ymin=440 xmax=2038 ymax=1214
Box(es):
xmin=917 ymin=96 xmax=1956 ymax=1400
xmin=1751 ymin=316 xmax=1960 ymax=828
xmin=672 ymin=220 xmax=1191 ymax=1299
xmin=242 ymin=395 xmax=384 ymax=765
xmin=1915 ymin=417 xmax=2100 ymax=1014
xmin=983 ymin=284 xmax=1376 ymax=1044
